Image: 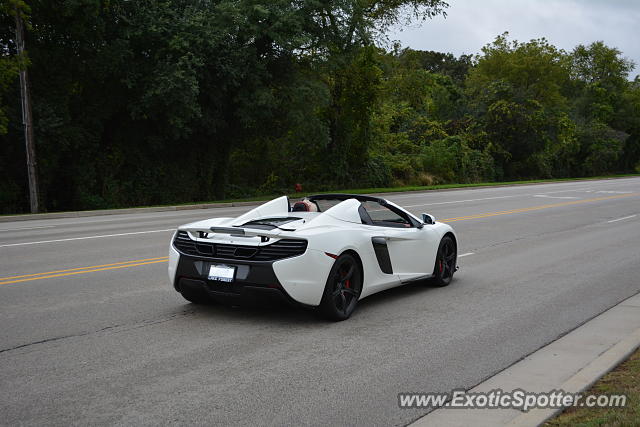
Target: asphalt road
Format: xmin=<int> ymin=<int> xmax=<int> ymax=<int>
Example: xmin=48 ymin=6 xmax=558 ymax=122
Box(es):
xmin=1 ymin=177 xmax=639 ymax=426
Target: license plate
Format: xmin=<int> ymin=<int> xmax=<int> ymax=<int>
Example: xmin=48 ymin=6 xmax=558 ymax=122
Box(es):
xmin=208 ymin=265 xmax=236 ymax=282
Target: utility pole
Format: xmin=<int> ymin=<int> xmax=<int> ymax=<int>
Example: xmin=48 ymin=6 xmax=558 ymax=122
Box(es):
xmin=15 ymin=8 xmax=39 ymax=213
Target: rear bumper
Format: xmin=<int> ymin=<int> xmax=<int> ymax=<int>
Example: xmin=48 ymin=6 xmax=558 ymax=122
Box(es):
xmin=177 ymin=276 xmax=297 ymax=306
xmin=168 ymin=244 xmax=332 ymax=306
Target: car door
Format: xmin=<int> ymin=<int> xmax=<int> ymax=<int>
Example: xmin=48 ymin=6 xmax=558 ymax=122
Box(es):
xmin=360 ymin=201 xmax=437 ymax=282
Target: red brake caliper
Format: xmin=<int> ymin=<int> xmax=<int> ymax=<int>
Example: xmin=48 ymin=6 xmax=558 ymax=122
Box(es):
xmin=345 ymin=280 xmax=350 ymax=289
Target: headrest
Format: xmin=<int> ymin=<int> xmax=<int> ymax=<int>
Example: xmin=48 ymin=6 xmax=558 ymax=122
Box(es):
xmin=292 ymin=200 xmax=318 ymax=212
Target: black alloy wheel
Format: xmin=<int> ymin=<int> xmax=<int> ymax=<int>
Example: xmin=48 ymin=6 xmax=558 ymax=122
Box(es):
xmin=431 ymin=236 xmax=456 ymax=287
xmin=319 ymin=253 xmax=363 ymax=321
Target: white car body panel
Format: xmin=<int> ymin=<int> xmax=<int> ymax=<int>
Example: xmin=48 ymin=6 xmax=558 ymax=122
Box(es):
xmin=271 ymin=249 xmax=334 ymax=305
xmin=168 ymin=195 xmax=457 ymax=307
xmin=383 ymin=226 xmax=441 ymax=281
xmin=323 ymin=198 xmax=363 ymax=224
xmin=231 ymin=196 xmax=290 ymax=227
xmin=168 ymin=234 xmax=180 ymax=284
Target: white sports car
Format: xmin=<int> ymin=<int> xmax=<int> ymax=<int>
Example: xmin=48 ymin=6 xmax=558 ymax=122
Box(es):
xmin=168 ymin=194 xmax=458 ymax=320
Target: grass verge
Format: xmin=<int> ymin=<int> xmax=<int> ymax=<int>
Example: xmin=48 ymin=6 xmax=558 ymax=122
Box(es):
xmin=3 ymin=173 xmax=639 ymax=216
xmin=545 ymin=348 xmax=640 ymax=426
xmin=146 ymin=174 xmax=640 ymax=206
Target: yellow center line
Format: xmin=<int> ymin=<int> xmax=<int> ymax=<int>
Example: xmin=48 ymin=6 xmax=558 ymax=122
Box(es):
xmin=0 ymin=259 xmax=168 ymax=285
xmin=2 ymin=191 xmax=638 ymax=285
xmin=441 ymin=193 xmax=639 ymax=222
xmin=0 ymin=256 xmax=169 ymax=281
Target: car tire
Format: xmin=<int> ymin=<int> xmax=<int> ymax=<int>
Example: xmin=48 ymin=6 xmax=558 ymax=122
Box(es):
xmin=319 ymin=253 xmax=363 ymax=321
xmin=430 ymin=235 xmax=456 ymax=287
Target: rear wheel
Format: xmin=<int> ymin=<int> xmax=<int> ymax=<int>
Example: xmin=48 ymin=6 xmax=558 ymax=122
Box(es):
xmin=319 ymin=253 xmax=363 ymax=321
xmin=430 ymin=236 xmax=456 ymax=287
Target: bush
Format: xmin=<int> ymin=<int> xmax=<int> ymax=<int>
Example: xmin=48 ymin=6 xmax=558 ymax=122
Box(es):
xmin=420 ymin=135 xmax=494 ymax=183
xmin=361 ymin=154 xmax=393 ymax=187
xmin=577 ymin=122 xmax=627 ymax=176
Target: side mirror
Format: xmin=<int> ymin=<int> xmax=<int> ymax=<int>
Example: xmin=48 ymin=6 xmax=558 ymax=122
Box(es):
xmin=422 ymin=213 xmax=436 ymax=225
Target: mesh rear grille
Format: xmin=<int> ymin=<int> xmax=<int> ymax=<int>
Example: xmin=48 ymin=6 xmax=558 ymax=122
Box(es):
xmin=173 ymin=231 xmax=307 ymax=261
xmin=173 ymin=231 xmax=199 ymax=255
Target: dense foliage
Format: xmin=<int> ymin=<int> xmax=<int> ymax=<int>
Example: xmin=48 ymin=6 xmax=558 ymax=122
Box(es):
xmin=1 ymin=1 xmax=638 ymax=213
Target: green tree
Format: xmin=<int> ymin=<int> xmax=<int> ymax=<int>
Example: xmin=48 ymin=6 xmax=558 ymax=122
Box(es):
xmin=397 ymin=48 xmax=471 ymax=85
xmin=0 ymin=0 xmax=32 ymax=212
xmin=466 ymin=33 xmax=573 ymax=178
xmin=301 ymin=0 xmax=449 ymax=184
xmin=4 ymin=1 xmax=640 ymax=215
xmin=570 ymin=41 xmax=635 ymax=124
xmin=467 ymin=33 xmax=571 ymax=109
xmin=3 ymin=0 xmax=315 ymax=210
xmin=0 ymin=51 xmax=20 ymax=135
xmin=617 ymin=78 xmax=640 ymax=171
xmin=568 ymin=41 xmax=635 ymax=173
xmin=576 ymin=122 xmax=626 ymax=175
xmin=571 ymin=41 xmax=634 ymax=90
xmin=0 ymin=0 xmax=30 ymax=134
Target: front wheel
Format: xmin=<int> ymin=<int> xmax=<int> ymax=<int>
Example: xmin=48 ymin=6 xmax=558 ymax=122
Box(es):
xmin=430 ymin=236 xmax=456 ymax=287
xmin=319 ymin=253 xmax=363 ymax=321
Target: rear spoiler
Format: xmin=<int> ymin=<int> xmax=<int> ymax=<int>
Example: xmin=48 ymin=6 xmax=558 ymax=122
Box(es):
xmin=180 ymin=226 xmax=285 ymax=240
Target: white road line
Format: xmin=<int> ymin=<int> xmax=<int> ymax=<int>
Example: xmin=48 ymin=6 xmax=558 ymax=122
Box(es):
xmin=0 ymin=229 xmax=176 ymax=248
xmin=534 ymin=194 xmax=579 ymax=199
xmin=0 ymin=225 xmax=55 ymax=232
xmin=607 ymin=215 xmax=637 ymax=223
xmin=597 ymin=191 xmax=633 ymax=194
xmin=402 ymin=195 xmax=516 ymax=208
xmin=538 ymin=188 xmax=593 ymax=194
xmin=458 ymin=252 xmax=474 ymax=257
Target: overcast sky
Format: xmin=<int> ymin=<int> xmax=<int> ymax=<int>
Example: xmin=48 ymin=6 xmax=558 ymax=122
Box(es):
xmin=389 ymin=0 xmax=639 ymax=78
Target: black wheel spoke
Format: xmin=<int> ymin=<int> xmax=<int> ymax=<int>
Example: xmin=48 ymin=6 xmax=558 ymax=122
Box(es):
xmin=323 ymin=254 xmax=362 ymax=319
xmin=441 ymin=253 xmax=452 ymax=277
xmin=343 ymin=288 xmax=358 ymax=296
xmin=343 ymin=264 xmax=355 ymax=281
xmin=431 ymin=237 xmax=456 ymax=287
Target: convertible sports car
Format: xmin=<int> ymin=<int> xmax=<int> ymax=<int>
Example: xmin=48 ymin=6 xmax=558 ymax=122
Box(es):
xmin=168 ymin=194 xmax=458 ymax=320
